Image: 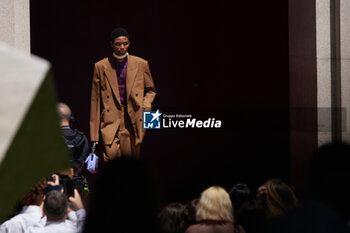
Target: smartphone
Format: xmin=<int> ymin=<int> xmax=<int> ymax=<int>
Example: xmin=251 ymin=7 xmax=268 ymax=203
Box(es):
xmin=63 ymin=179 xmax=74 ymax=197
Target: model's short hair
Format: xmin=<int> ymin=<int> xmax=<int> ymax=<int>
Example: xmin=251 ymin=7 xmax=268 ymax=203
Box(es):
xmin=44 ymin=190 xmax=68 ymax=221
xmin=196 ymin=186 xmax=233 ymax=222
xmin=110 ymin=27 xmax=129 ymax=42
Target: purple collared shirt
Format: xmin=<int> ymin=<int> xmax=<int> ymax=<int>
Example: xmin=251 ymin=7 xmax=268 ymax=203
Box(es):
xmin=115 ymin=57 xmax=128 ymax=106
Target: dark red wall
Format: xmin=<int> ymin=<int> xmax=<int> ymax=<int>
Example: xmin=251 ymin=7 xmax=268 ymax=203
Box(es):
xmin=30 ymin=0 xmax=290 ymax=205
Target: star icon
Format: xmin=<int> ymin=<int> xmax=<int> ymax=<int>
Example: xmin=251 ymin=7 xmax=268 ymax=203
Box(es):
xmin=150 ymin=110 xmax=161 ymax=122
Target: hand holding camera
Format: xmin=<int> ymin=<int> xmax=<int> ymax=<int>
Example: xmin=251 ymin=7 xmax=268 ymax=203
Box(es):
xmin=69 ymin=189 xmax=84 ymax=210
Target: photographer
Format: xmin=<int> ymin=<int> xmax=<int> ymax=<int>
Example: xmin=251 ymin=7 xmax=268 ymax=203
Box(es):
xmin=25 ymin=190 xmax=85 ymax=233
xmin=57 ymin=103 xmax=89 ymax=176
xmin=27 ymin=174 xmax=86 ymax=233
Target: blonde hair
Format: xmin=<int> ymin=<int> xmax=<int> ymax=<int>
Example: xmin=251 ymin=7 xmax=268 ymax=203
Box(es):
xmin=196 ymin=186 xmax=234 ymax=222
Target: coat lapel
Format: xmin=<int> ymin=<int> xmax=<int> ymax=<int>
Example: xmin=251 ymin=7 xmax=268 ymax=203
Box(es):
xmin=104 ymin=56 xmax=121 ymax=106
xmin=126 ymin=55 xmax=137 ymax=103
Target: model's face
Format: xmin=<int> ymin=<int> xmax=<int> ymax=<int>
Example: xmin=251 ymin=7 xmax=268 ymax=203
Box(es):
xmin=110 ymin=36 xmax=130 ymax=56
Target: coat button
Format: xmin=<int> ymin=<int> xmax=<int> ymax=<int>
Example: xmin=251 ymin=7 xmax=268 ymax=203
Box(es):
xmin=107 ymin=95 xmax=109 ymax=98
xmin=136 ymin=93 xmax=138 ymax=96
xmin=139 ymin=119 xmax=142 ymax=122
xmin=107 ymin=109 xmax=109 ymax=112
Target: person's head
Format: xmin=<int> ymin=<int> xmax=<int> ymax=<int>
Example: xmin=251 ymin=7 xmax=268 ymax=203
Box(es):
xmin=239 ymin=199 xmax=267 ymax=233
xmin=183 ymin=198 xmax=198 ymax=225
xmin=158 ymin=202 xmax=188 ymax=233
xmin=56 ymin=102 xmax=72 ymax=127
xmin=259 ymin=179 xmax=298 ymax=218
xmin=229 ymin=183 xmax=253 ymax=222
xmin=307 ymin=142 xmax=350 ymax=219
xmin=44 ymin=190 xmax=68 ymax=222
xmin=110 ymin=27 xmax=130 ymax=57
xmin=21 ymin=177 xmax=47 ymax=206
xmin=196 ymin=186 xmax=233 ymax=223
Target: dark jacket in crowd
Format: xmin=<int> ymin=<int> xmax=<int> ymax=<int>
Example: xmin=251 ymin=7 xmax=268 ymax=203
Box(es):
xmin=267 ymin=199 xmax=350 ymax=233
xmin=61 ymin=126 xmax=89 ymax=170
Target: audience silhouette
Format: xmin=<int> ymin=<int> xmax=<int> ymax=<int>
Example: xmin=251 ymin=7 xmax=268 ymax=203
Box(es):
xmin=82 ymin=157 xmax=161 ymax=233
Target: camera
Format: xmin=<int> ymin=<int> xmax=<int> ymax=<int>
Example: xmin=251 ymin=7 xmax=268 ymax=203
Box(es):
xmin=59 ymin=174 xmax=89 ymax=197
xmin=44 ymin=174 xmax=89 ymax=197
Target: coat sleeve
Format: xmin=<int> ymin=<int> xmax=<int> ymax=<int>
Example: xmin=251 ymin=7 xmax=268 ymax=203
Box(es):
xmin=89 ymin=63 xmax=101 ymax=142
xmin=143 ymin=61 xmax=156 ymax=110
